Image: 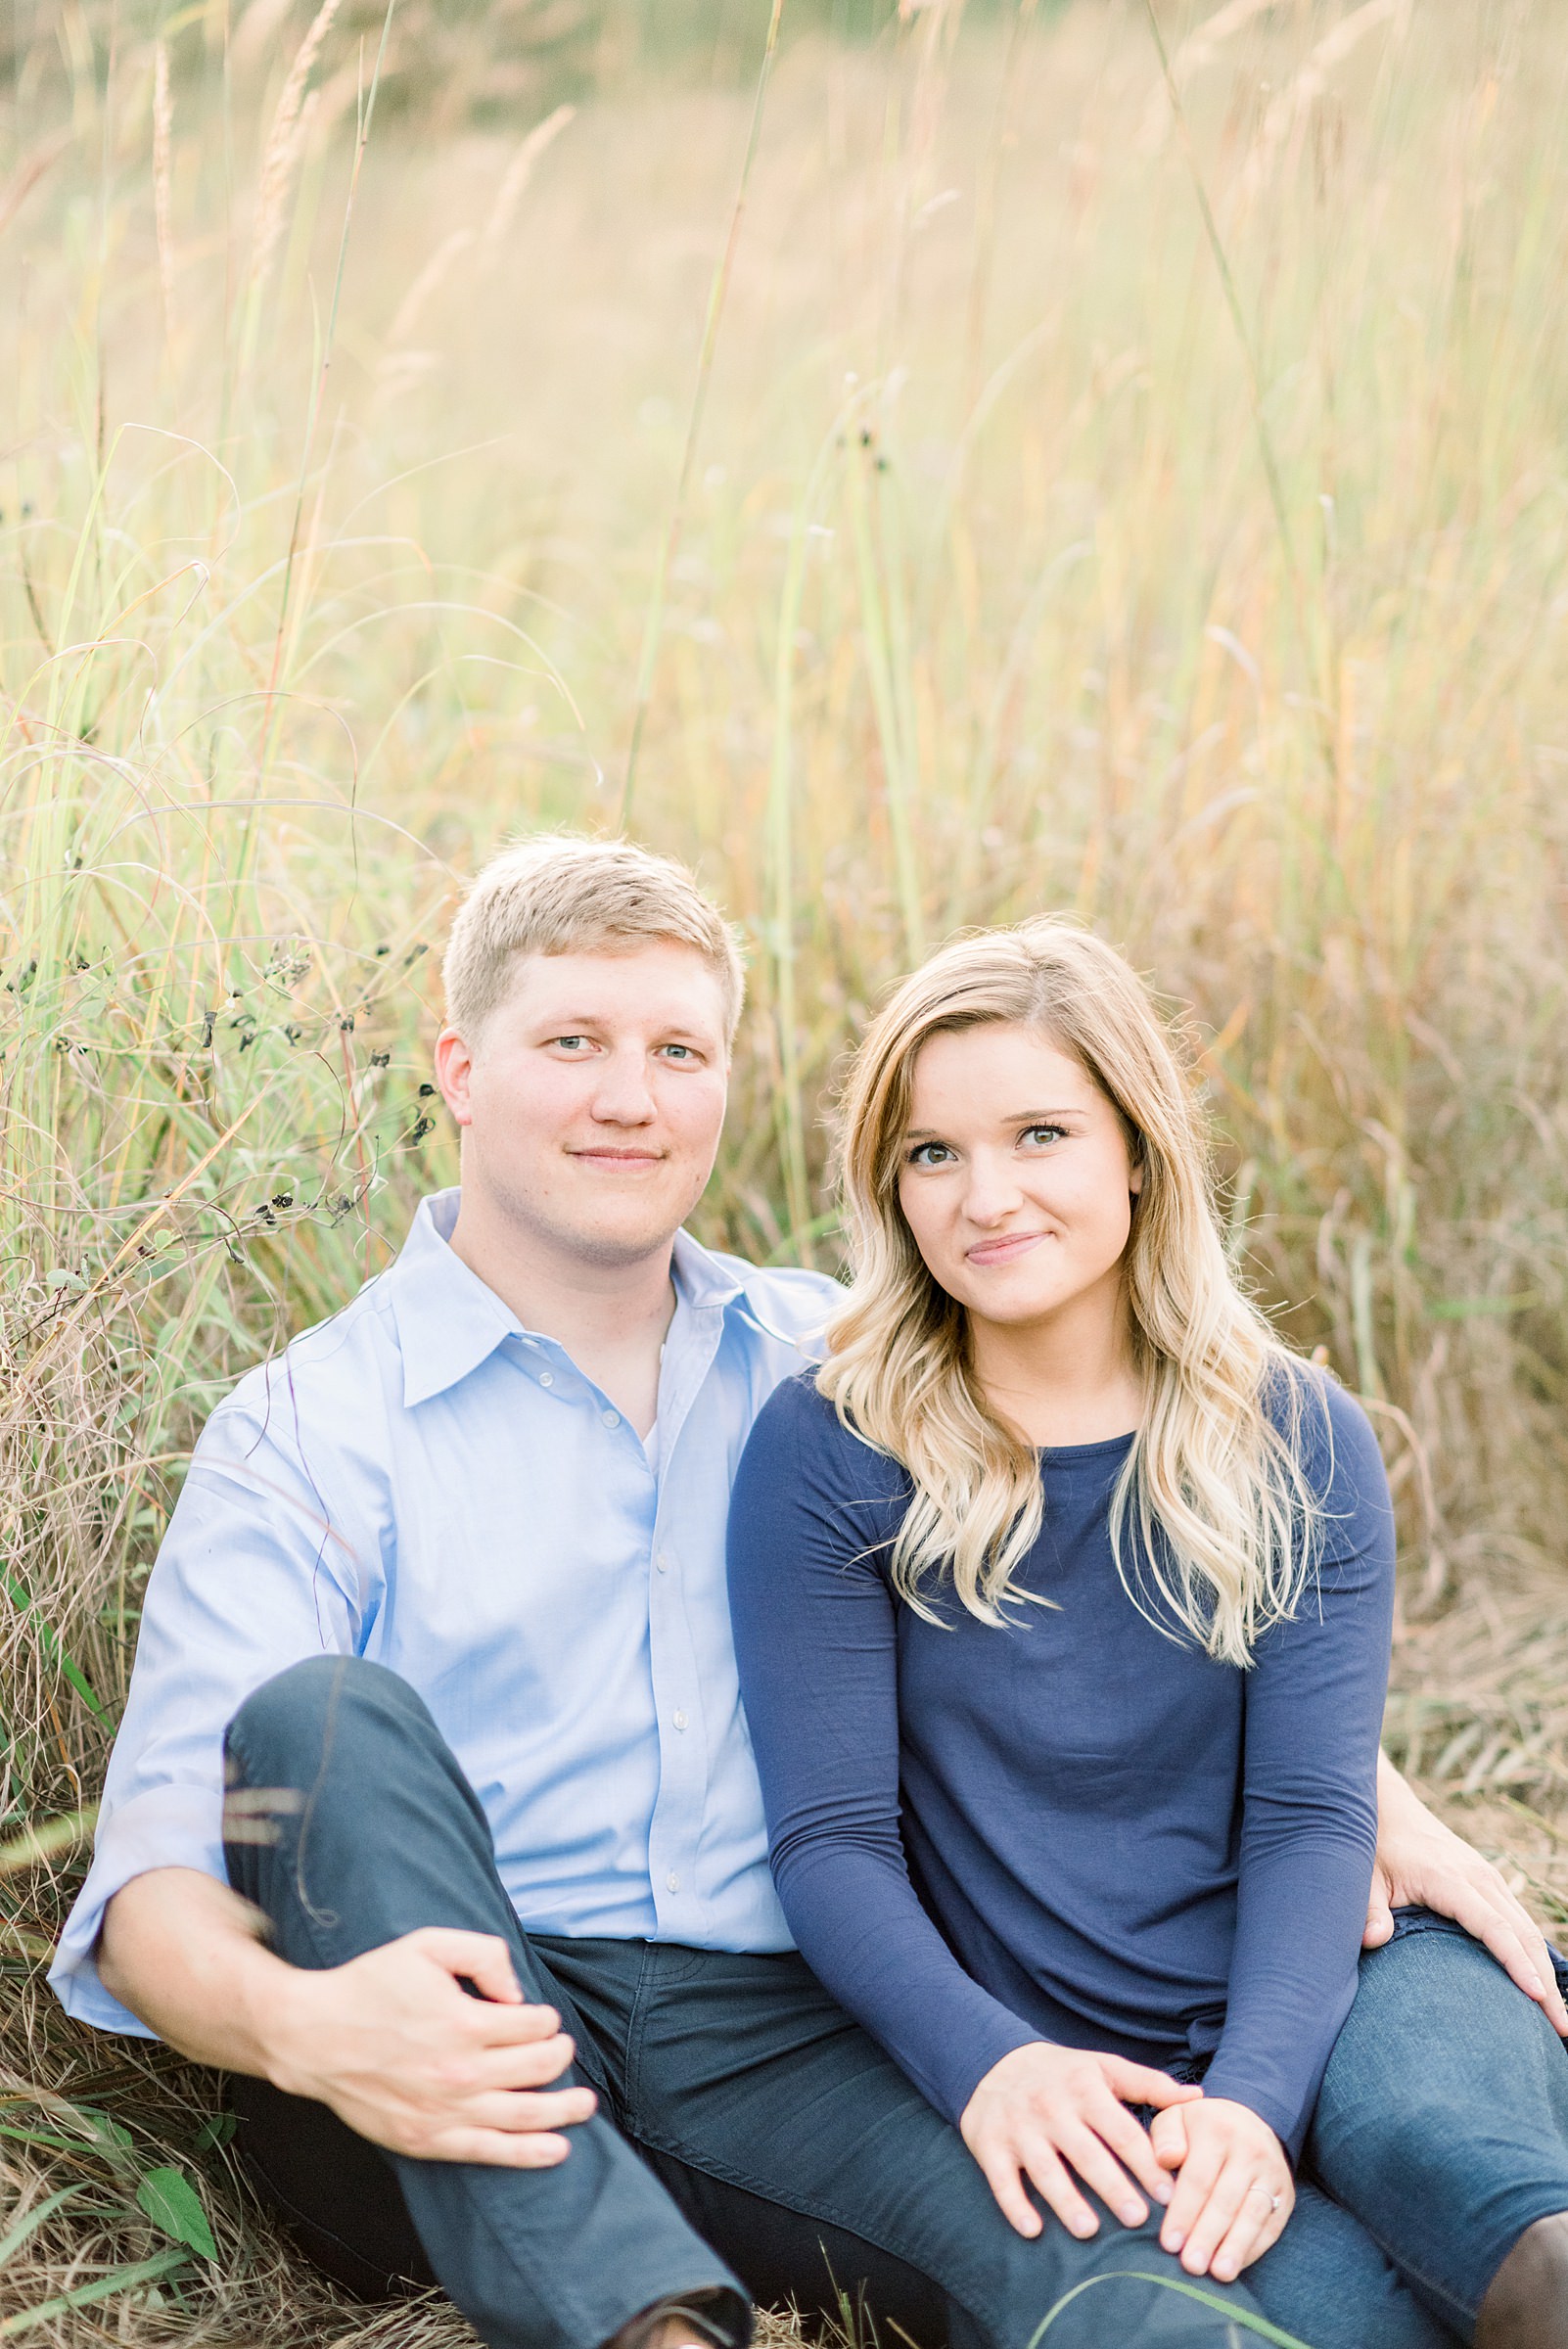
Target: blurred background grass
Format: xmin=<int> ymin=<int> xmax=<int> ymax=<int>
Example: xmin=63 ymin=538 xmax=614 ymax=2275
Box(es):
xmin=2 ymin=0 xmax=1567 ymax=2336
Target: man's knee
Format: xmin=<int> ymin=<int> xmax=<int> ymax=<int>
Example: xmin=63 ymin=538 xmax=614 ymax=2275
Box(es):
xmin=225 ymin=1654 xmax=432 ymax=1783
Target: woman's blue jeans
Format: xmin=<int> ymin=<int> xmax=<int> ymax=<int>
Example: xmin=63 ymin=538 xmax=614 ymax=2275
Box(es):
xmin=1247 ymin=1910 xmax=1568 ymax=2348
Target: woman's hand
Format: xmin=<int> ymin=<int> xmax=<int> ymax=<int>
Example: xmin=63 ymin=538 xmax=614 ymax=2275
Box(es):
xmin=1368 ymin=1755 xmax=1568 ymax=2036
xmin=1150 ymin=2097 xmax=1292 ymax=2281
xmin=959 ymin=2041 xmax=1202 ymax=2241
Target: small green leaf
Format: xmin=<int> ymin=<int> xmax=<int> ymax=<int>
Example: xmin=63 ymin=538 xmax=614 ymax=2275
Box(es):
xmin=135 ymin=2166 xmax=218 ymax=2261
xmin=191 ymin=2110 xmax=238 ymax=2152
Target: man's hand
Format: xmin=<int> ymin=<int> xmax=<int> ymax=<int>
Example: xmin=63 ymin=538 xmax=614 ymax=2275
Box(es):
xmin=98 ymin=1873 xmax=597 ymax=2168
xmin=268 ymin=1927 xmax=598 ymax=2165
xmin=1151 ymin=2098 xmax=1292 ymax=2282
xmin=959 ymin=2041 xmax=1201 ymax=2242
xmin=1370 ymin=1754 xmax=1568 ymax=2037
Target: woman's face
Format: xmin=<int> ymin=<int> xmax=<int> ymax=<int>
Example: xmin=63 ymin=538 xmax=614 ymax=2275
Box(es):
xmin=896 ymin=1022 xmax=1143 ymax=1338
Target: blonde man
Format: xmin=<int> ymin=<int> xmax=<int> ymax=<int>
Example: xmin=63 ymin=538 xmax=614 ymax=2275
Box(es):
xmin=51 ymin=838 xmax=1562 ymax=2349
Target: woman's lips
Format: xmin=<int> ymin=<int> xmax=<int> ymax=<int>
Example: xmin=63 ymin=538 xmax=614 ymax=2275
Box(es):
xmin=965 ymin=1231 xmax=1048 ymax=1267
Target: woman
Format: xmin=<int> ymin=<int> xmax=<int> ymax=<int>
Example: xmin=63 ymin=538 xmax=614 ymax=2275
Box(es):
xmin=728 ymin=919 xmax=1568 ymax=2349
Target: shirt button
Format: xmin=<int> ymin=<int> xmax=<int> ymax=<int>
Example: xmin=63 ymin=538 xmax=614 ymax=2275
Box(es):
xmin=538 ymin=1371 xmax=554 ymax=1389
xmin=602 ymin=1408 xmax=620 ymax=1429
xmin=655 ymin=1551 xmax=669 ymax=1572
xmin=666 ymin=1871 xmax=680 ymax=1894
xmin=672 ymin=1710 xmax=688 ymax=1731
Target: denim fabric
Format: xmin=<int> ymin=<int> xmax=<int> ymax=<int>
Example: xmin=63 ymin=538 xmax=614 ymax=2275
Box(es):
xmin=223 ymin=1656 xmax=1265 ymax=2349
xmin=1301 ymin=1909 xmax=1568 ymax=2344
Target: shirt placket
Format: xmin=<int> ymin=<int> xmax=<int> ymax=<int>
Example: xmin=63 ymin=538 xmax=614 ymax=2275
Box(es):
xmin=644 ymin=1300 xmax=725 ymax=1942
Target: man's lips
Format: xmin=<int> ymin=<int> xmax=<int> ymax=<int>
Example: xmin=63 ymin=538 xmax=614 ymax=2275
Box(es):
xmin=964 ymin=1231 xmax=1049 ymax=1267
xmin=568 ymin=1146 xmax=667 ymax=1169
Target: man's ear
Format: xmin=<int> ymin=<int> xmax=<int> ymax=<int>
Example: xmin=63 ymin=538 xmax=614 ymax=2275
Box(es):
xmin=434 ymin=1026 xmax=476 ymax=1128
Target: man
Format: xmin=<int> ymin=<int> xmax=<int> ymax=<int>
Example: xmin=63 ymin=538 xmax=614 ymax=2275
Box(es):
xmin=51 ymin=838 xmax=1567 ymax=2349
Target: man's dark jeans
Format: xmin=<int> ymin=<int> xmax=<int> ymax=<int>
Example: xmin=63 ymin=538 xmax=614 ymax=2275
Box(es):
xmin=222 ymin=1656 xmax=1265 ymax=2349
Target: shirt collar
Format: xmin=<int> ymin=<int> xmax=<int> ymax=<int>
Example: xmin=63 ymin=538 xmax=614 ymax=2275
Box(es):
xmin=386 ymin=1189 xmax=754 ymax=1409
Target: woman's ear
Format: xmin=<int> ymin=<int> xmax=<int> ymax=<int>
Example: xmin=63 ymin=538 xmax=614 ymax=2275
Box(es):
xmin=1129 ymin=1151 xmax=1146 ymax=1199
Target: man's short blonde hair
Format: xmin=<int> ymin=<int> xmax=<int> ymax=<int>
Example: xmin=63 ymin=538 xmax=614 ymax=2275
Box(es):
xmin=442 ymin=834 xmax=746 ymax=1045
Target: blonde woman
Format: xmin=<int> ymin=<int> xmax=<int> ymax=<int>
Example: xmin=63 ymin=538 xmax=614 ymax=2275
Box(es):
xmin=728 ymin=919 xmax=1568 ymax=2349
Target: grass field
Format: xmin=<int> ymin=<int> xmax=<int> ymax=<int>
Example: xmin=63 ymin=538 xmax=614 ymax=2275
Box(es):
xmin=2 ymin=0 xmax=1567 ymax=2337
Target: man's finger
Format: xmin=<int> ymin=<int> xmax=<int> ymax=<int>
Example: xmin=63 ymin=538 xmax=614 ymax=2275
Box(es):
xmin=434 ymin=2127 xmax=575 ymax=2168
xmin=1102 ymin=2056 xmax=1203 ymax=2110
xmin=466 ymin=2085 xmax=598 ymax=2135
xmin=478 ymin=2032 xmax=581 ymax=2090
xmin=1361 ymin=1871 xmax=1395 ymax=1949
xmin=461 ymin=1999 xmax=573 ymax=2048
xmin=409 ymin=1928 xmax=525 ymax=2002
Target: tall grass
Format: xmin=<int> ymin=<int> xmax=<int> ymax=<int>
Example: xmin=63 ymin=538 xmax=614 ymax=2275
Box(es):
xmin=2 ymin=0 xmax=1567 ymax=2336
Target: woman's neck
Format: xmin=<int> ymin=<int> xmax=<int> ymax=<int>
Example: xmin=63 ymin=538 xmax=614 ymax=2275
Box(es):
xmin=967 ymin=1285 xmax=1142 ymax=1450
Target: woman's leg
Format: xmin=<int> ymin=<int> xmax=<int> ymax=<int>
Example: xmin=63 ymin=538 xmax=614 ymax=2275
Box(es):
xmin=1307 ymin=1909 xmax=1568 ymax=2346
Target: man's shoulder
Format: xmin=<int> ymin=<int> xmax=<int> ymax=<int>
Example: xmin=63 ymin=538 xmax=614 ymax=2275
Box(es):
xmin=212 ymin=1272 xmax=399 ymax=1440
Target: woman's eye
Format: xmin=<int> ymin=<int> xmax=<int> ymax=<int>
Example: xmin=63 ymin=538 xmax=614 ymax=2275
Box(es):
xmin=906 ymin=1142 xmax=952 ymax=1168
xmin=1020 ymin=1123 xmax=1068 ymax=1147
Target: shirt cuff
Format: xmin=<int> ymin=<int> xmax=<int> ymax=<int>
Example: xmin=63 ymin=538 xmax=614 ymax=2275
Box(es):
xmin=924 ymin=1995 xmax=1046 ymax=2129
xmin=1195 ymin=2055 xmax=1308 ymax=2167
xmin=49 ymin=1779 xmax=226 ymax=2039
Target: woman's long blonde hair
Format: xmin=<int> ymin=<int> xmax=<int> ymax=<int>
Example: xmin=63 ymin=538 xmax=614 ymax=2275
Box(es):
xmin=818 ymin=918 xmax=1323 ymax=1666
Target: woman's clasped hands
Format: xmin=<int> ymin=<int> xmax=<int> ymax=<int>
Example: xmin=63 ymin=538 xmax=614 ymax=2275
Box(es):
xmin=960 ymin=2041 xmax=1293 ymax=2283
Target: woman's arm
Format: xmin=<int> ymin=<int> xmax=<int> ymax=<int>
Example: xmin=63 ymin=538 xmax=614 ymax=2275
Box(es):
xmin=1199 ymin=1378 xmax=1398 ymax=2160
xmin=727 ymin=1378 xmax=1194 ymax=2241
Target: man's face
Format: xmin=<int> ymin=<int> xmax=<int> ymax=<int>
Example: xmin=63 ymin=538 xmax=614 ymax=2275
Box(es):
xmin=436 ymin=942 xmax=731 ymax=1271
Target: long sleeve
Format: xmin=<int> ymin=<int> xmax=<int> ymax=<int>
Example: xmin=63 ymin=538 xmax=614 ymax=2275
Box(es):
xmin=727 ymin=1379 xmax=1038 ymax=2125
xmin=50 ymin=1375 xmax=376 ymax=2034
xmin=1199 ymin=1380 xmax=1396 ymax=2159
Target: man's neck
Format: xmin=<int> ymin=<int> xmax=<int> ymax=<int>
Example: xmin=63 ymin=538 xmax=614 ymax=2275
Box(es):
xmin=445 ymin=1191 xmax=677 ymax=1435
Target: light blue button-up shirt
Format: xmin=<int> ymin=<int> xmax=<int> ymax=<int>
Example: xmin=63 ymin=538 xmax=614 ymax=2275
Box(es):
xmin=51 ymin=1190 xmax=839 ymax=2037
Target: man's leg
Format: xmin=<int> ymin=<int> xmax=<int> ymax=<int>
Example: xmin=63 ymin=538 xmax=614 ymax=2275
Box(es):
xmin=1306 ymin=1910 xmax=1568 ymax=2346
xmin=592 ymin=1940 xmax=1271 ymax=2349
xmin=223 ymin=1657 xmax=746 ymax=2349
xmin=1244 ymin=2178 xmax=1457 ymax=2349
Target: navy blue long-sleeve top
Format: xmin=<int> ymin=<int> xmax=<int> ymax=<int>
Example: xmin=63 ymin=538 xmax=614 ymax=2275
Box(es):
xmin=727 ymin=1371 xmax=1395 ymax=2163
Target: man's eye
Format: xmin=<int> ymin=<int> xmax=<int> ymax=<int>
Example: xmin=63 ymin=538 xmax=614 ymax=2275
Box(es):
xmin=662 ymin=1044 xmax=692 ymax=1061
xmin=555 ymin=1036 xmax=587 ymax=1051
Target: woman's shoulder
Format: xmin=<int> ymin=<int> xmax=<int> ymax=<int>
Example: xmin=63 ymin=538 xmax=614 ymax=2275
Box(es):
xmin=743 ymin=1368 xmax=909 ymax=1503
xmin=1267 ymin=1358 xmax=1390 ymax=1518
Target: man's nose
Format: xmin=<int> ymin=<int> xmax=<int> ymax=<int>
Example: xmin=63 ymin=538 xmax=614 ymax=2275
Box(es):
xmin=588 ymin=1047 xmax=657 ymax=1124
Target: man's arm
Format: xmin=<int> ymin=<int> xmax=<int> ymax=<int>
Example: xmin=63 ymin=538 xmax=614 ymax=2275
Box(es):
xmin=1369 ymin=1752 xmax=1568 ymax=2036
xmin=99 ymin=1867 xmax=597 ymax=2164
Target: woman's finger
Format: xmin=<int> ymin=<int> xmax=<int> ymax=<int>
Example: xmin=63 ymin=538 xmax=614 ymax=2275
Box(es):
xmin=1207 ymin=2180 xmax=1287 ymax=2283
xmin=1014 ymin=2132 xmax=1101 ymax=2242
xmin=1102 ymin=2055 xmax=1203 ymax=2110
xmin=1177 ymin=2151 xmax=1261 ymax=2278
xmin=971 ymin=2137 xmax=1047 ymax=2239
xmin=1052 ymin=2119 xmax=1148 ymax=2229
xmin=1160 ymin=2131 xmax=1224 ymax=2255
xmin=1084 ymin=2090 xmax=1173 ymax=2205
